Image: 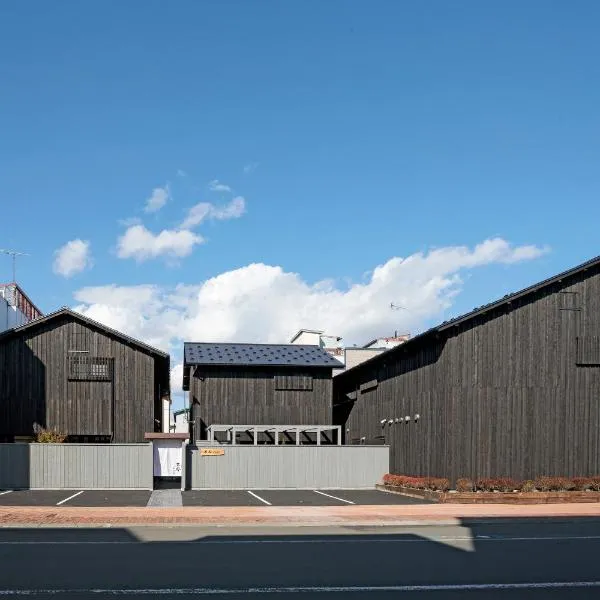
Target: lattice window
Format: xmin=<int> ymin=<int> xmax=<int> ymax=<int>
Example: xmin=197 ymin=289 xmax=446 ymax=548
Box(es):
xmin=274 ymin=373 xmax=313 ymax=391
xmin=576 ymin=337 xmax=600 ymax=366
xmin=68 ymin=356 xmax=113 ymax=381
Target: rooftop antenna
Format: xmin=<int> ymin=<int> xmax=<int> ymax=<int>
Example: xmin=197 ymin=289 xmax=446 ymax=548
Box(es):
xmin=390 ymin=302 xmax=408 ymax=311
xmin=0 ymin=249 xmax=29 ymax=283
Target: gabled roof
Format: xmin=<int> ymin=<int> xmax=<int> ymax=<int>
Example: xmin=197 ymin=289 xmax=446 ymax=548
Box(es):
xmin=289 ymin=328 xmax=324 ymax=343
xmin=0 ymin=307 xmax=169 ymax=358
xmin=184 ymin=342 xmax=344 ymax=368
xmin=183 ymin=341 xmax=343 ymax=390
xmin=337 ymin=253 xmax=600 ymax=379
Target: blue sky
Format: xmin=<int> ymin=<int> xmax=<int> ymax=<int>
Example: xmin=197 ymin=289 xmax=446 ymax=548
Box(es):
xmin=1 ymin=1 xmax=599 ymax=380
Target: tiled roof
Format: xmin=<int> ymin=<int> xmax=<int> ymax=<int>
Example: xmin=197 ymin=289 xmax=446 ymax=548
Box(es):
xmin=184 ymin=342 xmax=344 ymax=368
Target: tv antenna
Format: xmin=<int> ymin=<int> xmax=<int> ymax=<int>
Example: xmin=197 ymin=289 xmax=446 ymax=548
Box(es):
xmin=0 ymin=249 xmax=29 ymax=283
xmin=390 ymin=302 xmax=408 ymax=311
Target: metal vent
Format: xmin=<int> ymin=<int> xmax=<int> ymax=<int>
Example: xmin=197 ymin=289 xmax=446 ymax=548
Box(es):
xmin=68 ymin=356 xmax=113 ymax=381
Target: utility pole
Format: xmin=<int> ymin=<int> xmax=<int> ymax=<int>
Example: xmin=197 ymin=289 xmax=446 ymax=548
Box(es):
xmin=0 ymin=249 xmax=29 ymax=283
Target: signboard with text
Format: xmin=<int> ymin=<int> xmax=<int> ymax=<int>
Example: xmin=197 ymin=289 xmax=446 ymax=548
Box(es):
xmin=200 ymin=448 xmax=225 ymax=456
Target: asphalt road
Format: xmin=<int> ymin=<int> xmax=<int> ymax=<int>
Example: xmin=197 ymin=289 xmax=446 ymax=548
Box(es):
xmin=0 ymin=520 xmax=599 ymax=598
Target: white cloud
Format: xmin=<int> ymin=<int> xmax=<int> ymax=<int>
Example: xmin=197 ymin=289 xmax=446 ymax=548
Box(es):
xmin=176 ymin=169 xmax=187 ymax=177
xmin=116 ymin=225 xmax=203 ymax=262
xmin=53 ymin=239 xmax=93 ymax=278
xmin=144 ymin=185 xmax=170 ymax=213
xmin=243 ymin=162 xmax=258 ymax=174
xmin=118 ymin=217 xmax=142 ymax=227
xmin=72 ymin=238 xmax=547 ymax=396
xmin=210 ymin=196 xmax=245 ymax=220
xmin=181 ymin=196 xmax=246 ymax=229
xmin=208 ymin=179 xmax=232 ymax=193
xmin=180 ymin=203 xmax=212 ymax=229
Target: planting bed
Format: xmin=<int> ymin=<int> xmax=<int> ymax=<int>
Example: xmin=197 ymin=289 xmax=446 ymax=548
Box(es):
xmin=379 ymin=474 xmax=600 ymax=504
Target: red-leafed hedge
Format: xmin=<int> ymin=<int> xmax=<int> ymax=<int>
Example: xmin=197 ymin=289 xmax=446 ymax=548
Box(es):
xmin=383 ymin=474 xmax=600 ymax=493
xmin=382 ymin=474 xmax=450 ymax=492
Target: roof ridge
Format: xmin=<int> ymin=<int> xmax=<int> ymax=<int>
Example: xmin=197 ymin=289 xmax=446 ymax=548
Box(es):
xmin=3 ymin=307 xmax=169 ymax=358
xmin=337 ymin=253 xmax=600 ymax=377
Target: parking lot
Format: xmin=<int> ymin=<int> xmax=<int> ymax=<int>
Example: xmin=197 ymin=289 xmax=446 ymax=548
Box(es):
xmin=0 ymin=488 xmax=428 ymax=507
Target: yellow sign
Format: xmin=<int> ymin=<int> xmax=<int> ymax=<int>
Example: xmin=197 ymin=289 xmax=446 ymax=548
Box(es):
xmin=200 ymin=448 xmax=225 ymax=456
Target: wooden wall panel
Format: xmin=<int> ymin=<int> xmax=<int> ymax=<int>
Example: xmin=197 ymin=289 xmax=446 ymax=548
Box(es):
xmin=190 ymin=366 xmax=333 ymax=440
xmin=0 ymin=315 xmax=161 ymax=442
xmin=334 ymin=264 xmax=600 ymax=481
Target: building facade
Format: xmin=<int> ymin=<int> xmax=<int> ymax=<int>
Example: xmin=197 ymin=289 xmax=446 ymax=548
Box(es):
xmin=183 ymin=342 xmax=343 ymax=442
xmin=334 ymin=256 xmax=600 ymax=482
xmin=289 ymin=329 xmax=345 ymax=365
xmin=0 ymin=283 xmax=42 ymax=333
xmin=0 ymin=308 xmax=170 ymax=442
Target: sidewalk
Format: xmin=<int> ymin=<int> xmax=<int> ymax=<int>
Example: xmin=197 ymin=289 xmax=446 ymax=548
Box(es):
xmin=2 ymin=503 xmax=600 ymax=527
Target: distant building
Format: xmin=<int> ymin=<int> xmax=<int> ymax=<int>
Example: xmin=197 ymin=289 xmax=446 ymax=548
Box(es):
xmin=363 ymin=333 xmax=411 ymax=350
xmin=0 ymin=283 xmax=42 ymax=333
xmin=290 ymin=329 xmax=410 ymax=374
xmin=343 ymin=347 xmax=386 ymax=371
xmin=171 ymin=407 xmax=190 ymax=434
xmin=289 ymin=329 xmax=345 ymax=363
xmin=341 ymin=334 xmax=411 ymax=373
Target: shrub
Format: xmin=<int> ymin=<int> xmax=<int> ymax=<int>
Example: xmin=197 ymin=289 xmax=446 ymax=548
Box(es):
xmin=495 ymin=478 xmax=520 ymax=492
xmin=474 ymin=478 xmax=519 ymax=492
xmin=455 ymin=478 xmax=475 ymax=493
xmin=591 ymin=477 xmax=600 ymax=492
xmin=475 ymin=478 xmax=498 ymax=492
xmin=34 ymin=427 xmax=67 ymax=444
xmin=426 ymin=478 xmax=451 ymax=492
xmin=534 ymin=476 xmax=576 ymax=492
xmin=521 ymin=480 xmax=536 ymax=492
xmin=382 ymin=474 xmax=449 ymax=491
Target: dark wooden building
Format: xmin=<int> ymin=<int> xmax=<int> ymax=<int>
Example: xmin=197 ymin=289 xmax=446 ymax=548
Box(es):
xmin=0 ymin=308 xmax=170 ymax=443
xmin=183 ymin=342 xmax=343 ymax=442
xmin=333 ymin=256 xmax=600 ymax=482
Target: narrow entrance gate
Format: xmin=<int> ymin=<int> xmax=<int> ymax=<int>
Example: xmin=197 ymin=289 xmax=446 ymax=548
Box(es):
xmin=144 ymin=433 xmax=188 ymax=488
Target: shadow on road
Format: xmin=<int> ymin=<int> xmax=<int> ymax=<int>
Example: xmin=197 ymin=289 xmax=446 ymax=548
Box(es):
xmin=0 ymin=518 xmax=599 ymax=597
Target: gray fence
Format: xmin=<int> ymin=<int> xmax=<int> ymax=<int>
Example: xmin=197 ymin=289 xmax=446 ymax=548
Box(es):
xmin=0 ymin=443 xmax=153 ymax=490
xmin=188 ymin=444 xmax=389 ymax=489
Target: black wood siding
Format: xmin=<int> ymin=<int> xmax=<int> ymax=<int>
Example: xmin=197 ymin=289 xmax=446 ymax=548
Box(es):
xmin=190 ymin=366 xmax=333 ymax=440
xmin=0 ymin=315 xmax=165 ymax=442
xmin=334 ymin=264 xmax=600 ymax=481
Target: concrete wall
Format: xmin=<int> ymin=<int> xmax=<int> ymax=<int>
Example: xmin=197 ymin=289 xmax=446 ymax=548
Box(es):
xmin=188 ymin=444 xmax=389 ymax=489
xmin=342 ymin=348 xmax=385 ymax=372
xmin=0 ymin=294 xmax=27 ymax=334
xmin=0 ymin=443 xmax=153 ymax=490
xmin=173 ymin=410 xmax=190 ymax=433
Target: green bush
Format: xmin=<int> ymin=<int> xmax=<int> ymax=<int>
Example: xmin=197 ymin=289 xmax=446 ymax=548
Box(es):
xmin=34 ymin=427 xmax=67 ymax=443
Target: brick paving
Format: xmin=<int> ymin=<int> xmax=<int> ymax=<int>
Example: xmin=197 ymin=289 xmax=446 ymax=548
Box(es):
xmin=1 ymin=502 xmax=600 ymax=526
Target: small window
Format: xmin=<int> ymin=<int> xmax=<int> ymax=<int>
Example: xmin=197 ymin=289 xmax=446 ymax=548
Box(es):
xmin=576 ymin=337 xmax=600 ymax=366
xmin=69 ymin=330 xmax=89 ymax=352
xmin=68 ymin=356 xmax=113 ymax=381
xmin=274 ymin=373 xmax=313 ymax=391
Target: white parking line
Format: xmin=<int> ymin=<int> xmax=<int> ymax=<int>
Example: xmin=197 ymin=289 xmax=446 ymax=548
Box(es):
xmin=1 ymin=581 xmax=600 ymax=594
xmin=0 ymin=491 xmax=12 ymax=496
xmin=1 ymin=534 xmax=600 ymax=545
xmin=247 ymin=491 xmax=272 ymax=506
xmin=314 ymin=490 xmax=355 ymax=504
xmin=56 ymin=491 xmax=84 ymax=506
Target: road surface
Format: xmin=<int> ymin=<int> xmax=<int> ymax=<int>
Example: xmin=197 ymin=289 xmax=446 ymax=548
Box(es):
xmin=0 ymin=519 xmax=599 ymax=597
